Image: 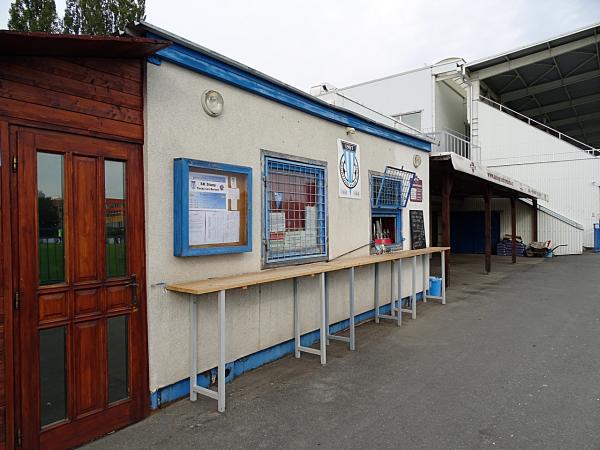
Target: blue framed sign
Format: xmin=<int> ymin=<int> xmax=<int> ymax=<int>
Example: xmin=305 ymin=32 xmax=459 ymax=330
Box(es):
xmin=174 ymin=158 xmax=252 ymax=256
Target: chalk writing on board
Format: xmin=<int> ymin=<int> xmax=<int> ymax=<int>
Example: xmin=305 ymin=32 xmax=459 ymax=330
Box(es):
xmin=409 ymin=210 xmax=426 ymax=250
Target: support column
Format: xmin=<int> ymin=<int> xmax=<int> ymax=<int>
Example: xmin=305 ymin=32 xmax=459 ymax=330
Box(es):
xmin=511 ymin=197 xmax=517 ymax=264
xmin=189 ymin=295 xmax=198 ymax=401
xmin=441 ymin=174 xmax=453 ymax=286
xmin=217 ymin=290 xmax=226 ymax=412
xmin=532 ymin=198 xmax=538 ymax=242
xmin=484 ymin=185 xmax=492 ymax=273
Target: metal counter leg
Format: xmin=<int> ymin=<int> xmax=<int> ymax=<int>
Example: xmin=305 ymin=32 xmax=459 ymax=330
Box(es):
xmin=349 ymin=267 xmax=355 ymax=351
xmin=391 ymin=261 xmax=396 ymax=319
xmin=423 ymin=254 xmax=428 ymax=304
xmin=325 ymin=272 xmax=330 ymax=345
xmin=190 ymin=294 xmax=198 ymax=402
xmin=217 ymin=289 xmax=226 ymax=412
xmin=293 ymin=277 xmax=300 ymax=358
xmin=412 ymin=256 xmax=417 ymax=320
xmin=374 ymin=263 xmax=380 ymax=324
xmin=320 ymin=272 xmax=327 ymax=365
xmin=396 ymin=259 xmax=402 ymax=327
xmin=441 ymin=251 xmax=446 ymax=305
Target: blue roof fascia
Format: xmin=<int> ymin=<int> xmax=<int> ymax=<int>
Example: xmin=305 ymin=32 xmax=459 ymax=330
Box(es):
xmin=147 ymin=34 xmax=431 ymax=153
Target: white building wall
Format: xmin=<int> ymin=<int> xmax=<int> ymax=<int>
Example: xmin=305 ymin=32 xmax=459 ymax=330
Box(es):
xmin=434 ymin=81 xmax=467 ymax=135
xmin=335 ymin=67 xmax=434 ymax=130
xmin=145 ymin=61 xmax=431 ymax=393
xmin=477 ymin=101 xmax=600 ymax=247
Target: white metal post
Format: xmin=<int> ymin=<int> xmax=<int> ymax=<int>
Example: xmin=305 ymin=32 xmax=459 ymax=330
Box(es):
xmin=423 ymin=254 xmax=428 ymax=304
xmin=441 ymin=250 xmax=446 ymax=305
xmin=324 ymin=272 xmax=330 ymax=345
xmin=189 ymin=295 xmax=197 ymax=402
xmin=217 ymin=289 xmax=226 ymax=412
xmin=293 ymin=277 xmax=300 ymax=358
xmin=396 ymin=258 xmax=402 ymax=327
xmin=349 ymin=267 xmax=355 ymax=351
xmin=411 ymin=256 xmax=417 ymax=319
xmin=374 ymin=263 xmax=379 ymax=324
xmin=390 ymin=261 xmax=395 ymax=319
xmin=319 ymin=272 xmax=327 ymax=365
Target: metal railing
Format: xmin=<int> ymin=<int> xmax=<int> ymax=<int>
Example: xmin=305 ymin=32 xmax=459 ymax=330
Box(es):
xmin=426 ymin=128 xmax=481 ymax=162
xmin=478 ymin=96 xmax=598 ymax=156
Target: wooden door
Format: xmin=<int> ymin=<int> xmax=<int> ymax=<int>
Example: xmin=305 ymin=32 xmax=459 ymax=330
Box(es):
xmin=14 ymin=128 xmax=148 ymax=450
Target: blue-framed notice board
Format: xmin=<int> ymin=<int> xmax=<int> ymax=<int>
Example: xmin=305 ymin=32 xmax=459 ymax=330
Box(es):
xmin=174 ymin=158 xmax=252 ymax=256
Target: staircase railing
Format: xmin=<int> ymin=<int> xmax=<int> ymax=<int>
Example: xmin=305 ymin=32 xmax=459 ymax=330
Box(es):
xmin=426 ymin=129 xmax=481 ymax=162
xmin=478 ymin=96 xmax=598 ymax=156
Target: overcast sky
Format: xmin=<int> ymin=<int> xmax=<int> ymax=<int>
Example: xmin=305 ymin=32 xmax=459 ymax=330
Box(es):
xmin=1 ymin=0 xmax=600 ymax=91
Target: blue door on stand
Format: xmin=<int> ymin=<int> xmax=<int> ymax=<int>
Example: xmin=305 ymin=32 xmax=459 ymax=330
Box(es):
xmin=450 ymin=211 xmax=500 ymax=254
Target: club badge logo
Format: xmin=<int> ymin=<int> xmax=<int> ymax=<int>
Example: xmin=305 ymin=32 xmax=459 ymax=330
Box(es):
xmin=339 ymin=141 xmax=359 ymax=189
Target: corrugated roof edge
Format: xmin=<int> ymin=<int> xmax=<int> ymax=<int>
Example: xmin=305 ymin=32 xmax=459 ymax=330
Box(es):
xmin=466 ymin=21 xmax=600 ymax=72
xmin=125 ymin=21 xmax=434 ymax=152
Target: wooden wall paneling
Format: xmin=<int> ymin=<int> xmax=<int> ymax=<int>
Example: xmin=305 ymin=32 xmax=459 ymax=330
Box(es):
xmin=0 ymin=57 xmax=144 ymax=143
xmin=72 ymin=58 xmax=142 ymax=83
xmin=0 ymin=98 xmax=142 ymax=141
xmin=0 ymin=79 xmax=143 ymax=124
xmin=14 ymin=57 xmax=141 ymax=96
xmin=0 ymin=61 xmax=142 ymax=111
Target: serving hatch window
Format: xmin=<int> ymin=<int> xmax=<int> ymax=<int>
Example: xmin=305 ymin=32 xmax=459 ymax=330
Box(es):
xmin=263 ymin=155 xmax=327 ymax=265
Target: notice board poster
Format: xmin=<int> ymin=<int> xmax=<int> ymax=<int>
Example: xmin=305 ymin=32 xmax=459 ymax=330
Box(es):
xmin=188 ymin=173 xmax=241 ymax=246
xmin=337 ymin=139 xmax=361 ymax=199
xmin=174 ymin=158 xmax=252 ymax=257
xmin=410 ymin=176 xmax=423 ymax=202
xmin=409 ymin=210 xmax=426 ymax=250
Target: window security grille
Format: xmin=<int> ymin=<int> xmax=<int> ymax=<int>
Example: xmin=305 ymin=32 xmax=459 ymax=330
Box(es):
xmin=373 ymin=166 xmax=416 ymax=209
xmin=264 ymin=157 xmax=327 ymax=264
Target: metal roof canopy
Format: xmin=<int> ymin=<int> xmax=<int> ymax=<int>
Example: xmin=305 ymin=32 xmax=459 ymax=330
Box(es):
xmin=429 ymin=153 xmax=547 ymax=200
xmin=466 ymin=23 xmax=600 ymax=150
xmin=0 ymin=30 xmax=170 ymax=57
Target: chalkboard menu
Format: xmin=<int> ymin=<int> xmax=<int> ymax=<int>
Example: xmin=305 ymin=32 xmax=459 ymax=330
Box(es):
xmin=409 ymin=210 xmax=426 ymax=250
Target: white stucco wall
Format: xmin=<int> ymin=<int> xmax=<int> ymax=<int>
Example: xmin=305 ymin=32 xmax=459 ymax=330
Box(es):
xmin=435 ymin=81 xmax=467 ymax=135
xmin=336 ymin=67 xmax=434 ymax=131
xmin=477 ymin=101 xmax=600 ymax=247
xmin=144 ymin=61 xmax=431 ymax=393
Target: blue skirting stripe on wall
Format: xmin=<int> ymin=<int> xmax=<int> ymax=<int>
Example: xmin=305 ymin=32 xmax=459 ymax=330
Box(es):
xmin=145 ymin=35 xmax=431 ymax=153
xmin=150 ymin=291 xmax=425 ymax=409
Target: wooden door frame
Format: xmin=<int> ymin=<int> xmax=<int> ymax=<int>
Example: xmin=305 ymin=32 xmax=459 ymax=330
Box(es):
xmin=1 ymin=120 xmax=15 ymax=450
xmin=4 ymin=123 xmax=150 ymax=449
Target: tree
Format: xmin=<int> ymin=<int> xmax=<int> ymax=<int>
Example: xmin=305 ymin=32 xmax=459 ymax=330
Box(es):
xmin=63 ymin=0 xmax=145 ymax=35
xmin=7 ymin=0 xmax=60 ymax=32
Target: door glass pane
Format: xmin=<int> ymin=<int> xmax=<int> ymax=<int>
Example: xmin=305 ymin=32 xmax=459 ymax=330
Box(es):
xmin=40 ymin=327 xmax=67 ymax=427
xmin=107 ymin=315 xmax=129 ymax=403
xmin=105 ymin=161 xmax=126 ymax=278
xmin=37 ymin=153 xmax=64 ymax=285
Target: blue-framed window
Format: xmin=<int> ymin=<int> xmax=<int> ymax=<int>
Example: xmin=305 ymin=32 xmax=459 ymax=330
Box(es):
xmin=263 ymin=155 xmax=327 ymax=266
xmin=174 ymin=158 xmax=252 ymax=257
xmin=370 ymin=174 xmax=404 ymax=249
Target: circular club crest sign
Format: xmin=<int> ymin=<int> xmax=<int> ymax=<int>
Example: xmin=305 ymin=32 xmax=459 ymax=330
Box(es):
xmin=339 ymin=141 xmax=360 ymax=189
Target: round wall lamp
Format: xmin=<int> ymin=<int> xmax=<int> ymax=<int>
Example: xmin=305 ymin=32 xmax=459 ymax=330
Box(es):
xmin=201 ymin=89 xmax=224 ymax=117
xmin=413 ymin=154 xmax=422 ymax=168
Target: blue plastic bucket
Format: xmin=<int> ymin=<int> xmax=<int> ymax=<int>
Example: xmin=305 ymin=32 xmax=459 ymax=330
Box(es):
xmin=429 ymin=276 xmax=442 ymax=297
xmin=594 ymin=223 xmax=600 ymax=253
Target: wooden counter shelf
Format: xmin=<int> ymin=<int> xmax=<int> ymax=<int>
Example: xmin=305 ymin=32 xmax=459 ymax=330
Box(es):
xmin=167 ymin=246 xmax=449 ymax=413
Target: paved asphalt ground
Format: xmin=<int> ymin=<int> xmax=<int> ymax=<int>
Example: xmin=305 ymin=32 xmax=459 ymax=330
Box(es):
xmin=85 ymin=254 xmax=600 ymax=449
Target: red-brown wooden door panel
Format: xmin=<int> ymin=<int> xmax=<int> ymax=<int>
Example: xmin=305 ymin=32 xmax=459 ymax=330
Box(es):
xmin=15 ymin=128 xmax=148 ymax=450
